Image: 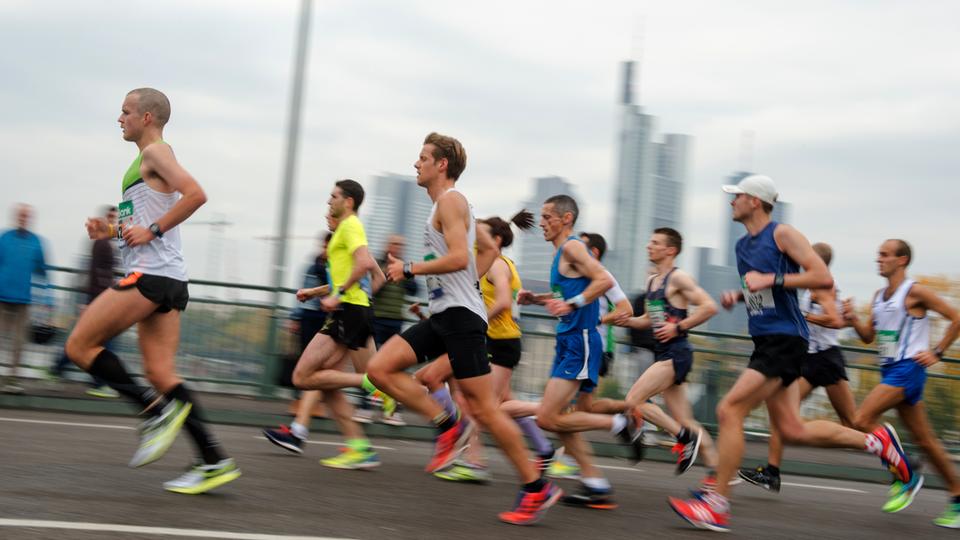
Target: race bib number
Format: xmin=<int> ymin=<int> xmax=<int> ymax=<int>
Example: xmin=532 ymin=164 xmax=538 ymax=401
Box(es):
xmin=647 ymin=299 xmax=667 ymax=326
xmin=877 ymin=330 xmax=900 ymax=359
xmin=742 ymin=278 xmax=775 ymax=317
xmin=424 ymin=253 xmax=444 ymax=300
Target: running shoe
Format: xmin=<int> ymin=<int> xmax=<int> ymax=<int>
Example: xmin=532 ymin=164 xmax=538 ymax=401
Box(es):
xmin=873 ymin=423 xmax=913 ymax=483
xmin=262 ymin=424 xmax=305 ymax=454
xmin=129 ymin=399 xmax=192 ymax=468
xmin=535 ymin=446 xmax=565 ymax=474
xmin=561 ymin=485 xmax=618 ymax=510
xmin=669 ymin=495 xmax=730 ymax=532
xmin=672 ymin=428 xmax=702 ymax=475
xmin=882 ymin=471 xmax=924 ymax=513
xmin=546 ymin=456 xmax=581 ymax=480
xmin=368 ymin=388 xmax=397 ymax=418
xmin=498 ymin=481 xmax=562 ymax=525
xmin=381 ymin=411 xmax=407 ymax=426
xmin=737 ymin=465 xmax=781 ymax=493
xmin=434 ymin=461 xmax=491 ymax=484
xmin=699 ymin=471 xmax=718 ymax=493
xmin=321 ymin=448 xmax=381 ymax=470
xmin=615 ymin=413 xmax=644 ymax=463
xmin=351 ymin=408 xmax=373 ymax=424
xmin=163 ymin=458 xmax=241 ymax=494
xmin=426 ymin=417 xmax=473 ymax=473
xmin=935 ymin=502 xmax=960 ymax=528
xmin=86 ymin=385 xmax=119 ymax=399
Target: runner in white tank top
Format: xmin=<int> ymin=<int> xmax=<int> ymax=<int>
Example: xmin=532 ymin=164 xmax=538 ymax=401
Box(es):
xmin=368 ymin=132 xmax=560 ymax=525
xmin=845 ymin=239 xmax=960 ymax=520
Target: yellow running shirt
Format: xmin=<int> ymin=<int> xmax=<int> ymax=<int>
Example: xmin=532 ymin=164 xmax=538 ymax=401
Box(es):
xmin=481 ymin=255 xmax=521 ymax=339
xmin=327 ymin=214 xmax=370 ymax=307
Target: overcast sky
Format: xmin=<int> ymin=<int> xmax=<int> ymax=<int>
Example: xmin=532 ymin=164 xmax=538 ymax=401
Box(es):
xmin=2 ymin=0 xmax=958 ymax=304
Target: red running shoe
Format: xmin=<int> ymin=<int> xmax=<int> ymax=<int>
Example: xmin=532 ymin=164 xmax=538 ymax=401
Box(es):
xmin=669 ymin=495 xmax=730 ymax=532
xmin=498 ymin=482 xmax=563 ymax=526
xmin=425 ymin=418 xmax=474 ymax=473
xmin=872 ymin=422 xmax=913 ymax=483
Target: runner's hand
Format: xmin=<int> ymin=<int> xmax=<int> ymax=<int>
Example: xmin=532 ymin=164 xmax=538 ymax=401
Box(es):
xmin=841 ymin=298 xmax=858 ymax=323
xmin=517 ymin=289 xmax=536 ymax=305
xmin=296 ymin=288 xmax=313 ymax=302
xmin=545 ymin=298 xmax=572 ymax=317
xmin=320 ymin=295 xmax=341 ymax=312
xmin=122 ymin=225 xmax=155 ymax=247
xmin=915 ymin=350 xmax=940 ymax=367
xmin=720 ymin=290 xmax=740 ymax=310
xmin=743 ymin=271 xmax=773 ymax=292
xmin=85 ymin=217 xmax=110 ymax=240
xmin=386 ymin=253 xmax=405 ymax=281
xmin=654 ymin=322 xmax=680 ymax=342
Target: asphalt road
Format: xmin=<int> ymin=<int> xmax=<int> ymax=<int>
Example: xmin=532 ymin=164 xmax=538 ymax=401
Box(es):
xmin=0 ymin=410 xmax=955 ymax=540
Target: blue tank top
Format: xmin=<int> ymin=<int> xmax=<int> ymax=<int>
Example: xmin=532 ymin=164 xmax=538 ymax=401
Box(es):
xmin=550 ymin=236 xmax=600 ymax=334
xmin=734 ymin=221 xmax=808 ymax=338
xmin=645 ymin=268 xmax=689 ymax=350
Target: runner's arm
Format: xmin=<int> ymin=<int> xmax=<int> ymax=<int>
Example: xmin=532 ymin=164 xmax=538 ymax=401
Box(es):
xmin=806 ymin=288 xmax=844 ymax=329
xmin=743 ymin=224 xmax=832 ymax=292
xmin=563 ymin=241 xmax=613 ymax=304
xmin=673 ymin=271 xmax=718 ymax=332
xmin=340 ymin=244 xmax=377 ymax=295
xmin=139 ymin=143 xmax=207 ymax=235
xmin=844 ymin=296 xmax=876 ymax=343
xmin=486 ymin=257 xmax=512 ymax=321
xmin=365 ymin=250 xmax=387 ymax=295
xmin=406 ymin=192 xmax=471 ymax=276
xmin=912 ymin=285 xmax=960 ymax=366
xmin=474 ymin=220 xmax=498 ymax=278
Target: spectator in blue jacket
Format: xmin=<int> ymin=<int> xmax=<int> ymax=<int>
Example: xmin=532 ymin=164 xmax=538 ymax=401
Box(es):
xmin=0 ymin=204 xmax=48 ymax=393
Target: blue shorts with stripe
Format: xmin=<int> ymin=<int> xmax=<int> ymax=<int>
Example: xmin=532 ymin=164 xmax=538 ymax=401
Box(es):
xmin=881 ymin=359 xmax=927 ymax=406
xmin=551 ymin=328 xmax=603 ymax=394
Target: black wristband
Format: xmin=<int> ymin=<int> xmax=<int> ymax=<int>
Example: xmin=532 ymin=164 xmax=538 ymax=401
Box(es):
xmin=403 ymin=262 xmax=414 ymax=279
xmin=774 ymin=273 xmax=784 ymax=288
xmin=935 ymin=348 xmax=945 ymax=360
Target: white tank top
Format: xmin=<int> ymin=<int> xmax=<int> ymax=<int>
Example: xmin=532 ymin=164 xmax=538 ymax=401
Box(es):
xmin=423 ymin=189 xmax=486 ymax=322
xmin=800 ymin=288 xmax=841 ymax=353
xmin=118 ymin=149 xmax=188 ymax=281
xmin=872 ymin=278 xmax=929 ymax=365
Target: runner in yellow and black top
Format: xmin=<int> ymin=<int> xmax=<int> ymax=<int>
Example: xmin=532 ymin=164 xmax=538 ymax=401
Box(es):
xmin=290 ymin=179 xmax=388 ymax=470
xmin=65 ymin=88 xmax=240 ymax=495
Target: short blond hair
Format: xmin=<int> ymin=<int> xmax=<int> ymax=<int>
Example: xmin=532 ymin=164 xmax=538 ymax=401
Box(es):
xmin=423 ymin=132 xmax=467 ymax=180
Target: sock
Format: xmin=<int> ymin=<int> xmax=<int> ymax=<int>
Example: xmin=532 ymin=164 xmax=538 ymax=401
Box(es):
xmin=86 ymin=349 xmax=163 ymax=416
xmin=430 ymin=387 xmax=458 ymax=419
xmin=515 ymin=416 xmax=553 ymax=455
xmin=582 ymin=476 xmax=611 ymax=491
xmin=347 ymin=438 xmax=370 ymax=452
xmin=290 ymin=422 xmax=308 ymax=440
xmin=676 ymin=427 xmax=692 ymax=444
xmin=767 ymin=464 xmax=780 ymax=476
xmin=433 ymin=411 xmax=457 ymax=433
xmin=361 ymin=374 xmax=379 ymax=395
xmin=523 ymin=478 xmax=547 ymax=493
xmin=166 ymin=383 xmax=226 ymax=465
xmin=864 ymin=433 xmax=884 ymax=457
xmin=610 ymin=414 xmax=627 ymax=435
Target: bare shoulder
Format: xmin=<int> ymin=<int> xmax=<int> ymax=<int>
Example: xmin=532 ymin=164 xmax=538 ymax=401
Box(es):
xmin=669 ymin=269 xmax=697 ymax=289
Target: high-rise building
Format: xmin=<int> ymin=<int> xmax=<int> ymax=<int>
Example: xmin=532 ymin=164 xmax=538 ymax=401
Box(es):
xmin=609 ymin=60 xmax=691 ymax=293
xmin=515 ymin=176 xmax=580 ymax=288
xmin=363 ymin=173 xmax=433 ymax=265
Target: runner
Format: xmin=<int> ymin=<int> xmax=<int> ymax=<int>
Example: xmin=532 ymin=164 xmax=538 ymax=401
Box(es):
xmin=843 ymin=239 xmax=960 ymax=526
xmin=738 ymin=242 xmax=855 ymax=492
xmin=366 ymin=132 xmax=561 ymax=525
xmin=516 ymin=195 xmax=644 ymax=510
xmin=616 ymin=228 xmax=720 ymax=482
xmin=288 ymin=180 xmax=387 ymax=470
xmin=64 ymin=88 xmax=239 ymax=494
xmin=668 ymin=174 xmax=916 ymax=531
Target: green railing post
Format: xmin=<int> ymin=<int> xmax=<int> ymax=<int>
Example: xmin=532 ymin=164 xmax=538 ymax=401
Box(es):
xmin=259 ymin=289 xmax=283 ymax=399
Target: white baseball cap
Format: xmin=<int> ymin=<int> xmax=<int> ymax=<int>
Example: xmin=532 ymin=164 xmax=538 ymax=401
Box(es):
xmin=722 ymin=174 xmax=778 ymax=205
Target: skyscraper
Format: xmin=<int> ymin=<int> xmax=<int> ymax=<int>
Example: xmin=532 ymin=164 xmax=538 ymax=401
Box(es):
xmin=515 ymin=175 xmax=580 ymax=287
xmin=609 ymin=60 xmax=691 ymax=293
xmin=363 ymin=173 xmax=433 ymax=265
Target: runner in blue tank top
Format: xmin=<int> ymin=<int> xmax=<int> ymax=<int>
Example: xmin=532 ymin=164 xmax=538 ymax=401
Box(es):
xmin=844 ymin=239 xmax=960 ymax=525
xmin=517 ymin=194 xmax=643 ymax=510
xmin=669 ymin=174 xmax=917 ymax=532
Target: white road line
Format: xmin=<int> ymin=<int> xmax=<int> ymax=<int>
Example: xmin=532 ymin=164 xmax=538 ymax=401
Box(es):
xmin=781 ymin=482 xmax=866 ymax=493
xmin=0 ymin=518 xmax=355 ymax=540
xmin=0 ymin=416 xmax=134 ymax=430
xmin=597 ymin=464 xmax=645 ymax=473
xmin=254 ymin=435 xmax=395 ymax=451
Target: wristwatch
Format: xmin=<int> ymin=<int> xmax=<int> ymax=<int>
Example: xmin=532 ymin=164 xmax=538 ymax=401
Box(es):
xmin=148 ymin=222 xmax=163 ymax=239
xmin=403 ymin=262 xmax=414 ymax=279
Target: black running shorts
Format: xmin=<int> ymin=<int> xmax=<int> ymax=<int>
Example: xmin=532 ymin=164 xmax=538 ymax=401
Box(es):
xmin=748 ymin=335 xmax=808 ymax=387
xmin=320 ymin=302 xmax=373 ymax=350
xmin=654 ymin=340 xmax=694 ymax=385
xmin=401 ymin=307 xmax=490 ymax=379
xmin=113 ymin=272 xmax=189 ymax=313
xmin=801 ymin=346 xmax=848 ymax=388
xmin=488 ymin=337 xmax=522 ymax=369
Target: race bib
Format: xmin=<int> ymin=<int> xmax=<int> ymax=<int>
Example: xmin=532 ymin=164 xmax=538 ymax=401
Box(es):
xmin=510 ymin=291 xmax=521 ymax=322
xmin=647 ymin=299 xmax=667 ymax=326
xmin=424 ymin=253 xmax=444 ymax=300
xmin=118 ymin=200 xmax=135 ymax=228
xmin=877 ymin=330 xmax=900 ymax=360
xmin=742 ymin=278 xmax=775 ymax=317
xmin=550 ymin=285 xmax=564 ymax=300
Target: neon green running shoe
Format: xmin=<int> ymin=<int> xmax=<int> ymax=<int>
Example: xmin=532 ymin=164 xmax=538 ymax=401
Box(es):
xmin=129 ymin=399 xmax=192 ymax=468
xmin=882 ymin=473 xmax=924 ymax=513
xmin=887 ymin=480 xmax=903 ymax=498
xmin=546 ymin=457 xmax=581 ymax=480
xmin=164 ymin=458 xmax=241 ymax=494
xmin=935 ymin=502 xmax=960 ymax=528
xmin=321 ymin=448 xmax=381 ymax=470
xmin=434 ymin=461 xmax=491 ymax=484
